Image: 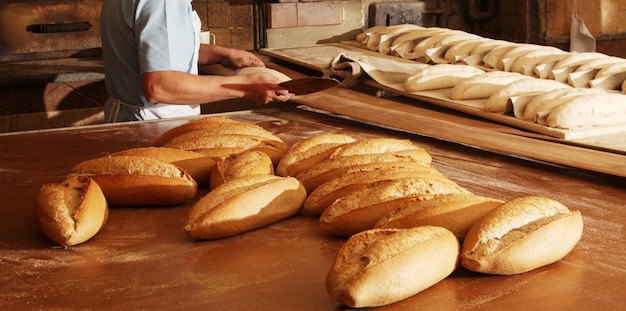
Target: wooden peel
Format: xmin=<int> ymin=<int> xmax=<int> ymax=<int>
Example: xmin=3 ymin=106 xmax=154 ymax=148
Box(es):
xmin=279 ymin=77 xmax=339 ymax=95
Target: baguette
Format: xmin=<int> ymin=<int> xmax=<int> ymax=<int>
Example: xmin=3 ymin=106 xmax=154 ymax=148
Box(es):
xmin=374 ymin=193 xmax=503 ymax=240
xmin=326 ymin=226 xmax=459 ymax=308
xmin=329 ymin=137 xmax=430 ymax=160
xmin=460 ymin=196 xmax=583 ymax=275
xmin=296 ymin=152 xmax=432 ymax=193
xmin=303 ymin=164 xmax=445 ymax=216
xmin=210 ymin=150 xmax=274 ymax=189
xmin=109 ymin=147 xmax=215 ymax=187
xmin=275 ymin=133 xmax=356 ymax=177
xmin=70 ymin=155 xmax=197 ymax=206
xmin=450 ymin=71 xmax=528 ymax=100
xmin=185 ymin=174 xmax=306 ymax=240
xmin=34 ymin=176 xmax=108 ymax=246
xmin=153 ymin=116 xmax=239 ymax=146
xmin=319 ymin=176 xmax=469 ymax=237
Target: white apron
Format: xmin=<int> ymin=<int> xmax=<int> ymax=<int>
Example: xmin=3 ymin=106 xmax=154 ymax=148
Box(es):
xmin=106 ymin=10 xmax=202 ymax=123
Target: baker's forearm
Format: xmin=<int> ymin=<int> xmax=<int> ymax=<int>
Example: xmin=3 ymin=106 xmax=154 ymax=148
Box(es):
xmin=142 ymin=71 xmax=247 ymax=104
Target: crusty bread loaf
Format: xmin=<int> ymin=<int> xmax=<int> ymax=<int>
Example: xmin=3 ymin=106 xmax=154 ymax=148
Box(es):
xmin=296 ymin=152 xmax=432 ymax=193
xmin=375 ymin=193 xmax=503 ymax=240
xmin=328 ymin=137 xmax=429 ymax=161
xmin=326 ymin=226 xmax=459 ymax=308
xmin=34 ymin=176 xmax=108 ymax=246
xmin=153 ymin=116 xmax=239 ymax=146
xmin=161 ymin=134 xmax=285 ymax=165
xmin=210 ymin=150 xmax=274 ymax=189
xmin=70 ymin=155 xmax=197 ymax=206
xmin=275 ymin=133 xmax=356 ymax=177
xmin=109 ymin=147 xmax=216 ymax=187
xmin=319 ymin=175 xmax=469 ymax=236
xmin=303 ymin=164 xmax=445 ymax=216
xmin=460 ymin=196 xmax=583 ymax=275
xmin=185 ymin=174 xmax=307 ymax=240
xmin=159 ymin=123 xmax=286 ymax=152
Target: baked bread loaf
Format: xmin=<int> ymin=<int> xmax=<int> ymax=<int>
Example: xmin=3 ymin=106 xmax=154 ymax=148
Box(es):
xmin=185 ymin=174 xmax=306 ymax=240
xmin=210 ymin=150 xmax=274 ymax=189
xmin=109 ymin=147 xmax=215 ymax=187
xmin=276 ymin=133 xmax=356 ymax=177
xmin=374 ymin=193 xmax=503 ymax=240
xmin=460 ymin=196 xmax=583 ymax=275
xmin=162 ymin=134 xmax=286 ymax=165
xmin=303 ymin=164 xmax=445 ymax=216
xmin=296 ymin=152 xmax=431 ymax=193
xmin=326 ymin=226 xmax=459 ymax=308
xmin=70 ymin=155 xmax=197 ymax=206
xmin=34 ymin=176 xmax=108 ymax=246
xmin=319 ymin=175 xmax=469 ymax=236
xmin=153 ymin=116 xmax=238 ymax=146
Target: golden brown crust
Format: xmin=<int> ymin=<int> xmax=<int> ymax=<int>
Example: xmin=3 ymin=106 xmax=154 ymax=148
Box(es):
xmin=34 ymin=176 xmax=108 ymax=246
xmin=109 ymin=147 xmax=216 ymax=187
xmin=319 ymin=176 xmax=469 ymax=236
xmin=326 ymin=226 xmax=459 ymax=308
xmin=160 ymin=124 xmax=286 ymax=152
xmin=374 ymin=193 xmax=503 ymax=240
xmin=460 ymin=196 xmax=584 ymax=275
xmin=296 ymin=153 xmax=432 ymax=193
xmin=161 ymin=134 xmax=285 ymax=165
xmin=70 ymin=156 xmax=197 ymax=206
xmin=185 ymin=175 xmax=307 ymax=240
xmin=210 ymin=151 xmax=274 ymax=189
xmin=153 ymin=116 xmax=239 ymax=146
xmin=276 ymin=133 xmax=357 ymax=177
xmin=303 ymin=164 xmax=445 ymax=216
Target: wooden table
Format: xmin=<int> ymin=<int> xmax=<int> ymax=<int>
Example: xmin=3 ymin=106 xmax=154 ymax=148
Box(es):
xmin=1 ymin=107 xmax=625 ymax=310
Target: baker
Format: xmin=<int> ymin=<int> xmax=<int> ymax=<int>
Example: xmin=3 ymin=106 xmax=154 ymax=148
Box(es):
xmin=100 ymin=0 xmax=294 ymax=122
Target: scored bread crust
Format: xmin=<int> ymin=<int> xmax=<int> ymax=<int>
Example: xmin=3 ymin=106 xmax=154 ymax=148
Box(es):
xmin=326 ymin=227 xmax=459 ymax=308
xmin=319 ymin=176 xmax=469 ymax=236
xmin=296 ymin=152 xmax=432 ymax=193
xmin=153 ymin=116 xmax=239 ymax=146
xmin=276 ymin=133 xmax=357 ymax=177
xmin=185 ymin=174 xmax=307 ymax=240
xmin=303 ymin=164 xmax=445 ymax=216
xmin=460 ymin=196 xmax=584 ymax=275
xmin=34 ymin=176 xmax=108 ymax=246
xmin=159 ymin=124 xmax=286 ymax=151
xmin=109 ymin=147 xmax=216 ymax=187
xmin=210 ymin=150 xmax=274 ymax=189
xmin=374 ymin=193 xmax=503 ymax=240
xmin=70 ymin=155 xmax=197 ymax=206
xmin=161 ymin=134 xmax=285 ymax=165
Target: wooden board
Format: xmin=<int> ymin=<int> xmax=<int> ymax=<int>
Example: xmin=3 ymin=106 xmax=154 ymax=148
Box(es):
xmin=261 ymin=43 xmax=626 ymax=151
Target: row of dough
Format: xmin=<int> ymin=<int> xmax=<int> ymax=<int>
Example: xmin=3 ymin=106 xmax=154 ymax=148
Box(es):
xmin=404 ymin=65 xmax=626 ymax=129
xmin=356 ymin=24 xmax=626 ymax=93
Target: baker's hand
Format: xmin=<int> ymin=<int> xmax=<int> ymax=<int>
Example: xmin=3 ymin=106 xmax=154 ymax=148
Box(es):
xmin=241 ymin=73 xmax=295 ymax=104
xmin=221 ymin=49 xmax=265 ymax=69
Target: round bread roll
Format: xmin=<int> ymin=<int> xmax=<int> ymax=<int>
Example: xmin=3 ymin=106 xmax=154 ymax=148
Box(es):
xmin=275 ymin=133 xmax=356 ymax=177
xmin=375 ymin=193 xmax=503 ymax=240
xmin=460 ymin=196 xmax=583 ymax=275
xmin=153 ymin=116 xmax=239 ymax=146
xmin=303 ymin=164 xmax=445 ymax=216
xmin=185 ymin=174 xmax=307 ymax=240
xmin=319 ymin=175 xmax=469 ymax=237
xmin=210 ymin=150 xmax=274 ymax=189
xmin=34 ymin=176 xmax=108 ymax=246
xmin=296 ymin=152 xmax=432 ymax=193
xmin=326 ymin=226 xmax=459 ymax=308
xmin=109 ymin=147 xmax=216 ymax=187
xmin=70 ymin=155 xmax=197 ymax=206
